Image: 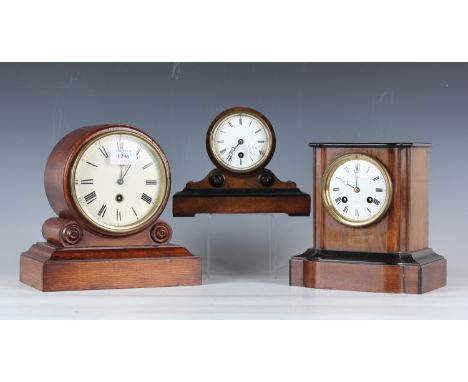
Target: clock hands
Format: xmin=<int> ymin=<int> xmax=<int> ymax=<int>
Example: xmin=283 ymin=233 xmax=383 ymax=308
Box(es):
xmin=122 ymin=165 xmax=131 ymax=180
xmin=336 ymin=176 xmax=360 ymax=193
xmin=117 ymin=165 xmax=131 ymax=185
xmin=354 ymin=161 xmax=360 ymax=192
xmin=226 ymin=138 xmax=244 ymax=162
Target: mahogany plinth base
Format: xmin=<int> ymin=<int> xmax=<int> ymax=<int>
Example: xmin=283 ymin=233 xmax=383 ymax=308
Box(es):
xmin=173 ymin=168 xmax=310 ymax=217
xmin=20 ymin=243 xmax=202 ymax=292
xmin=289 ymin=248 xmax=446 ymax=294
xmin=173 ymin=189 xmax=311 ymax=216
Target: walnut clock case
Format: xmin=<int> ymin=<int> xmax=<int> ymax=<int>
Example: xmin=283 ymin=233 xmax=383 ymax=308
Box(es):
xmin=172 ymin=107 xmax=311 ymax=216
xmin=20 ymin=124 xmax=202 ymax=292
xmin=290 ymin=143 xmax=446 ymax=294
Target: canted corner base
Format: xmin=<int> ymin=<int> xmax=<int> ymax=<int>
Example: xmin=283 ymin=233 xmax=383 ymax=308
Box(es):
xmin=20 ymin=242 xmax=202 ymax=292
xmin=289 ymin=248 xmax=447 ymax=294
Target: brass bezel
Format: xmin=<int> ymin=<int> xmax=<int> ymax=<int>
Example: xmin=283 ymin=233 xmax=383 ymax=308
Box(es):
xmin=322 ymin=153 xmax=393 ymax=227
xmin=208 ymin=111 xmax=274 ymax=174
xmin=70 ymin=131 xmax=170 ymax=234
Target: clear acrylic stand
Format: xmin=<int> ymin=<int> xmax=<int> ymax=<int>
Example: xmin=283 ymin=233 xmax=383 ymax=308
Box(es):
xmin=205 ymin=214 xmax=213 ymax=278
xmin=204 ymin=213 xmax=279 ymax=278
xmin=268 ymin=213 xmax=279 ymax=278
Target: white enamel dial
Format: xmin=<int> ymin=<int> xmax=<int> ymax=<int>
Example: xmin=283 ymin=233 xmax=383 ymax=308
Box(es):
xmin=323 ymin=153 xmax=392 ymax=227
xmin=209 ymin=111 xmax=274 ymax=173
xmin=71 ymin=132 xmax=169 ymax=233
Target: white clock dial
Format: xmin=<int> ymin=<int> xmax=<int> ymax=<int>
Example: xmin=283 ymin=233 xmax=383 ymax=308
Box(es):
xmin=71 ymin=132 xmax=169 ymax=233
xmin=323 ymin=154 xmax=392 ymax=227
xmin=209 ymin=111 xmax=274 ymax=173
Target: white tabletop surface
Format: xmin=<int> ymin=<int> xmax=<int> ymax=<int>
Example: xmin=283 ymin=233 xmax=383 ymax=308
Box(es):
xmin=1 ymin=272 xmax=467 ymax=319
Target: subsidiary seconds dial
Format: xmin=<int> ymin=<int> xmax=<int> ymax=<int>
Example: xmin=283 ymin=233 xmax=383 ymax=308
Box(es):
xmin=71 ymin=131 xmax=170 ymax=233
xmin=207 ymin=107 xmax=275 ymax=173
xmin=322 ymin=153 xmax=392 ymax=227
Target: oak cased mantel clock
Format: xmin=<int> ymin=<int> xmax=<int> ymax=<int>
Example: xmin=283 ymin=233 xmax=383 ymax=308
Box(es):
xmin=172 ymin=106 xmax=310 ymax=216
xmin=290 ymin=143 xmax=446 ymax=294
xmin=20 ymin=124 xmax=201 ymax=292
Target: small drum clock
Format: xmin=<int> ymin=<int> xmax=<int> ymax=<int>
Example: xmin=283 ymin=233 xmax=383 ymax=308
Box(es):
xmin=290 ymin=143 xmax=447 ymax=294
xmin=20 ymin=124 xmax=201 ymax=292
xmin=173 ymin=106 xmax=310 ymax=216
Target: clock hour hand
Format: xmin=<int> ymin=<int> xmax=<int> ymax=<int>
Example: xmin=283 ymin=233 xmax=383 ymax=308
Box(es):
xmin=226 ymin=139 xmax=244 ymax=162
xmin=336 ymin=176 xmax=359 ymax=193
xmin=117 ymin=165 xmax=131 ymax=185
xmin=336 ymin=176 xmax=355 ymax=189
xmin=121 ymin=165 xmax=131 ymax=180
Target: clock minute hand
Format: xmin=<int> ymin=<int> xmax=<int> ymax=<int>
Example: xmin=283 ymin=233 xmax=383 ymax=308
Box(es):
xmin=227 ymin=147 xmax=236 ymax=162
xmin=354 ymin=163 xmax=360 ymax=189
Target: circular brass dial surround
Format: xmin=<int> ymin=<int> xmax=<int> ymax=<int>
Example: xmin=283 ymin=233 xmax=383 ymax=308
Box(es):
xmin=70 ymin=131 xmax=171 ymax=234
xmin=322 ymin=153 xmax=393 ymax=227
xmin=207 ymin=107 xmax=276 ymax=174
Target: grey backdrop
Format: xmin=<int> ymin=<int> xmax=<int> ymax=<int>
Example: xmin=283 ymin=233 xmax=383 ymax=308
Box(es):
xmin=0 ymin=63 xmax=466 ymax=278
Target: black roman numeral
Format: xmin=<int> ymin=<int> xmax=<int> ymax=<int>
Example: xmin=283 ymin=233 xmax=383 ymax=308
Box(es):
xmin=355 ymin=162 xmax=360 ymax=172
xmin=373 ymin=199 xmax=381 ymax=206
xmin=116 ymin=209 xmax=122 ymax=222
xmin=99 ymin=146 xmax=109 ymax=158
xmin=136 ymin=147 xmax=141 ymax=158
xmin=332 ymin=187 xmax=340 ymax=191
xmin=343 ymin=206 xmax=349 ymax=213
xmin=98 ymin=204 xmax=107 ymax=217
xmin=86 ymin=161 xmax=98 ymax=168
xmin=84 ymin=191 xmax=97 ymax=204
xmin=254 ymin=129 xmax=261 ymax=134
xmin=335 ymin=197 xmax=342 ymax=204
xmin=146 ymin=180 xmax=158 ymax=185
xmin=80 ymin=179 xmax=94 ymax=185
xmin=132 ymin=207 xmax=138 ymax=218
xmin=239 ymin=158 xmax=242 ymax=165
xmin=220 ymin=148 xmax=227 ymax=154
xmin=355 ymin=209 xmax=359 ymax=217
xmin=117 ymin=141 xmax=124 ymax=150
xmin=228 ymin=121 xmax=233 ymax=127
xmin=239 ymin=116 xmax=242 ymax=125
xmin=345 ymin=166 xmax=350 ymax=173
xmin=376 ymin=188 xmax=383 ymax=192
xmin=141 ymin=193 xmax=152 ymax=204
xmin=216 ymin=140 xmax=224 ymax=143
xmin=367 ymin=207 xmax=372 ymax=213
xmin=142 ymin=162 xmax=153 ymax=170
xmin=373 ymin=176 xmax=380 ymax=181
xmin=258 ymin=140 xmax=265 ymax=143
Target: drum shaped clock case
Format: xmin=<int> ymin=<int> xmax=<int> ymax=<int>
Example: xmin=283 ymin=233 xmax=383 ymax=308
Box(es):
xmin=20 ymin=124 xmax=201 ymax=292
xmin=173 ymin=106 xmax=311 ymax=216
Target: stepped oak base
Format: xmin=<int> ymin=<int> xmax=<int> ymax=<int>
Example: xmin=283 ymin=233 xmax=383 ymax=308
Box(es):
xmin=20 ymin=243 xmax=202 ymax=292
